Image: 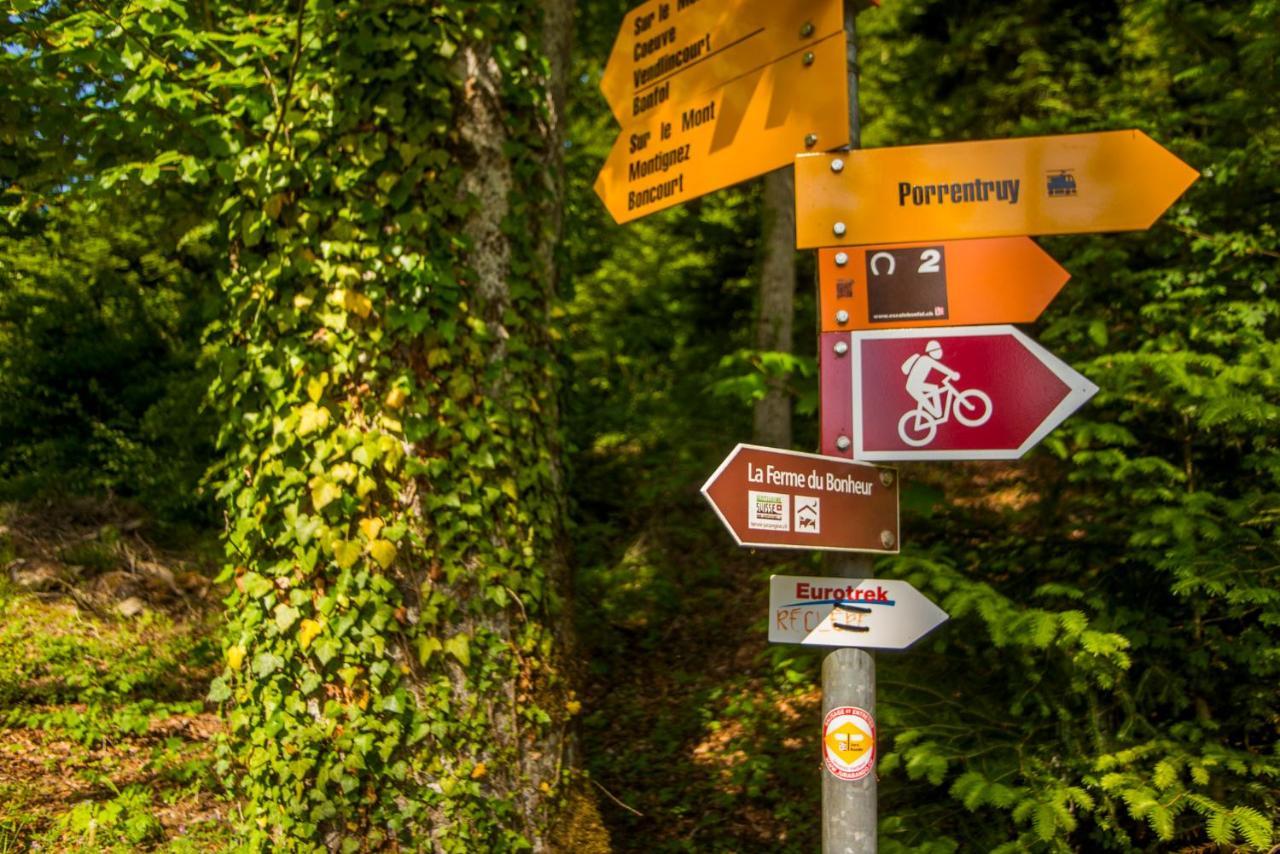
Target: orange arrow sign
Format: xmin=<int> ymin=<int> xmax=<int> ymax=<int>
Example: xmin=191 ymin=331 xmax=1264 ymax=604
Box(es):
xmin=794 ymin=130 xmax=1198 ymax=248
xmin=817 ymin=238 xmax=1071 ymax=332
xmin=596 ymin=32 xmax=849 ymax=224
xmin=601 ymin=0 xmax=843 ymax=123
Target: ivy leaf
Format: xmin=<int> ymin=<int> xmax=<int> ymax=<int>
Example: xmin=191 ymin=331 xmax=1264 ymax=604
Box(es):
xmin=416 ymin=636 xmax=442 ymax=664
xmin=333 ymin=539 xmax=362 ymax=569
xmin=343 ymin=290 xmax=373 ymax=318
xmin=207 ymin=677 xmax=231 ymax=703
xmin=297 ymin=403 xmax=331 ymax=436
xmin=311 ymin=479 xmax=342 ymax=511
xmin=307 ymin=373 xmax=329 ymax=403
xmin=312 ymin=637 xmax=340 ymax=665
xmin=369 ymin=539 xmax=397 ymax=569
xmin=252 ymin=652 xmax=283 ymax=677
xmin=444 ymin=634 xmax=470 ymax=666
xmin=298 ymin=619 xmax=323 ymax=650
xmin=274 ymin=603 xmax=300 ymax=631
xmin=358 ymin=517 xmax=384 ymax=541
xmin=294 ymin=514 xmax=323 ymax=546
xmin=240 ymin=572 xmax=273 ymax=599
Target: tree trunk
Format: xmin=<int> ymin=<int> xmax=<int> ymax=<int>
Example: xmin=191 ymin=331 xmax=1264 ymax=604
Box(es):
xmin=210 ymin=2 xmax=606 ymax=849
xmin=753 ymin=166 xmax=798 ymax=448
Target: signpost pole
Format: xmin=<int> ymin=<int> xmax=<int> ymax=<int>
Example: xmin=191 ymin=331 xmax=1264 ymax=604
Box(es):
xmin=823 ymin=3 xmax=876 ymax=851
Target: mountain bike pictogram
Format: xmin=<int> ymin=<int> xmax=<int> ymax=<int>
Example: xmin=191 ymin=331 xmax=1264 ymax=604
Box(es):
xmin=897 ymin=341 xmax=993 ymax=446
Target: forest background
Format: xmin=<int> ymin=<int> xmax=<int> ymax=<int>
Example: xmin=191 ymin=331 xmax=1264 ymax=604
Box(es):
xmin=0 ymin=0 xmax=1277 ymax=851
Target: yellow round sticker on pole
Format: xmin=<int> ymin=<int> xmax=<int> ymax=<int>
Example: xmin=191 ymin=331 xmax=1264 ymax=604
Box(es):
xmin=823 ymin=706 xmax=875 ymax=781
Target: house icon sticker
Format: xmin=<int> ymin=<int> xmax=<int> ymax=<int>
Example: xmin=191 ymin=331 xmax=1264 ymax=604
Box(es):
xmin=794 ymin=496 xmax=820 ymax=534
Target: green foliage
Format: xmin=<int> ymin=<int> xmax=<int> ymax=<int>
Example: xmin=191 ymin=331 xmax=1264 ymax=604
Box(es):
xmin=8 ymin=0 xmax=584 ymax=846
xmin=858 ymin=0 xmax=1280 ymax=850
xmin=0 ymin=5 xmax=220 ymax=522
xmin=47 ymin=785 xmax=165 ymax=850
xmin=0 ymin=582 xmax=217 ymax=708
xmin=0 ymin=190 xmax=217 ymax=518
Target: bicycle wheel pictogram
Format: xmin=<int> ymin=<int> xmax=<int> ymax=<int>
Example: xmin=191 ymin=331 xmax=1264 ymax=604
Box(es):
xmin=952 ymin=388 xmax=993 ymax=427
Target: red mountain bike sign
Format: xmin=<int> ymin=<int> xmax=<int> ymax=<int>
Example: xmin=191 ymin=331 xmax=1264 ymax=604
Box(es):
xmin=844 ymin=326 xmax=1098 ymax=461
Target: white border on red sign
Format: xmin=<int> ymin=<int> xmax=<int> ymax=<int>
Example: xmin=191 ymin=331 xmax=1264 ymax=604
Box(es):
xmin=847 ymin=325 xmax=1099 ymax=461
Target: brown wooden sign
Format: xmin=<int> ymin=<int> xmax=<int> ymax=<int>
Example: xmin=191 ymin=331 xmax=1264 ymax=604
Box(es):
xmin=701 ymin=444 xmax=899 ymax=553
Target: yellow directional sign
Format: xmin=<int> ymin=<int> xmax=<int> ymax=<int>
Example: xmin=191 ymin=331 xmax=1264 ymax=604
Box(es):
xmin=596 ymin=31 xmax=849 ymax=225
xmin=601 ymin=0 xmax=843 ymax=123
xmin=794 ymin=130 xmax=1199 ymax=248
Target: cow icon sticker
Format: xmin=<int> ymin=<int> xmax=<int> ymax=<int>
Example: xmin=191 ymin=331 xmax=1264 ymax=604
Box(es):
xmin=793 ymin=496 xmax=820 ymax=534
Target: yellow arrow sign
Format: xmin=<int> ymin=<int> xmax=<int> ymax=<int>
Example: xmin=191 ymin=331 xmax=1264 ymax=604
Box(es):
xmin=596 ymin=31 xmax=849 ymax=225
xmin=601 ymin=0 xmax=843 ymax=124
xmin=794 ymin=130 xmax=1198 ymax=248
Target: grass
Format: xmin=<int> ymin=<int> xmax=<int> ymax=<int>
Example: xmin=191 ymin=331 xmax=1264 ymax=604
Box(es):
xmin=0 ymin=533 xmax=236 ymax=851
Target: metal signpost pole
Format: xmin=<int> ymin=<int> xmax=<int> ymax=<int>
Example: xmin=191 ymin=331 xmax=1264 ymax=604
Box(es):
xmin=823 ymin=2 xmax=876 ymax=852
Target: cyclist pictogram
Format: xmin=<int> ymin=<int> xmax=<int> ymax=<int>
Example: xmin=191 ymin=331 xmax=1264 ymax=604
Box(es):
xmin=897 ymin=340 xmax=993 ymax=446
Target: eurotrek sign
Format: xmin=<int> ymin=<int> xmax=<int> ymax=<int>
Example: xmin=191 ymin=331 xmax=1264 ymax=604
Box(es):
xmin=794 ymin=130 xmax=1199 ymax=248
xmin=701 ymin=444 xmax=899 ymax=553
xmin=769 ymin=575 xmax=948 ymax=650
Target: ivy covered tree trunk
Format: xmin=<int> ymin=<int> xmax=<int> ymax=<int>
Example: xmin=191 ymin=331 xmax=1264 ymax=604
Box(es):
xmin=204 ymin=1 xmax=606 ymax=848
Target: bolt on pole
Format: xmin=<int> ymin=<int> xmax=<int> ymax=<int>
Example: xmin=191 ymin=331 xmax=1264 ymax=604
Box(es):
xmin=822 ymin=2 xmax=877 ymax=852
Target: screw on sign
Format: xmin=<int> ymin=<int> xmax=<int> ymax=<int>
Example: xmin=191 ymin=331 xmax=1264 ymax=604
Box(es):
xmin=823 ymin=706 xmax=875 ymax=781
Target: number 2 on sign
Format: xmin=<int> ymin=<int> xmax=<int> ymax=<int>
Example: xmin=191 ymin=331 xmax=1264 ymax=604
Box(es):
xmin=869 ymin=248 xmax=943 ymax=277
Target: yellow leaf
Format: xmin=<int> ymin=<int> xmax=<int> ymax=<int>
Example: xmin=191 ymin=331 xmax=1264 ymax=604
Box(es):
xmin=369 ymin=539 xmax=397 ymax=570
xmin=331 ymin=462 xmax=357 ymax=484
xmin=297 ymin=402 xmax=330 ymax=436
xmin=470 ymin=763 xmax=487 ymax=780
xmin=293 ymin=292 xmax=314 ymax=310
xmin=500 ymin=478 xmax=518 ymax=501
xmin=307 ymin=373 xmax=328 ymax=403
xmin=310 ymin=480 xmax=342 ymax=511
xmin=356 ymin=476 xmax=378 ymax=498
xmin=333 ymin=539 xmax=362 ymax=569
xmin=384 ymin=387 xmax=407 ymax=410
xmin=359 ymin=518 xmax=384 ymax=541
xmin=566 ymin=699 xmax=582 ymax=716
xmin=298 ymin=619 xmax=323 ymax=650
xmin=227 ymin=645 xmax=245 ymax=671
xmin=343 ymin=289 xmax=373 ymax=318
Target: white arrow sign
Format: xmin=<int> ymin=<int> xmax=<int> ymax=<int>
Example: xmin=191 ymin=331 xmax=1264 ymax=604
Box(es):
xmin=768 ymin=575 xmax=948 ymax=650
